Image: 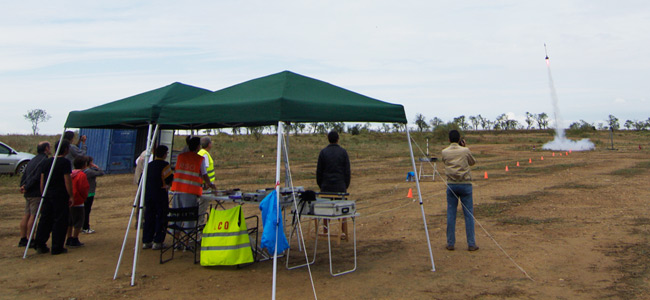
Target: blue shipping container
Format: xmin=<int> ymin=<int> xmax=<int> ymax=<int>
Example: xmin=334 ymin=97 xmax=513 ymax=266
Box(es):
xmin=80 ymin=128 xmax=137 ymax=174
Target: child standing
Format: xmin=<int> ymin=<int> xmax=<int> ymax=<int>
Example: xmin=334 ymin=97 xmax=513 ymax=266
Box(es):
xmin=82 ymin=156 xmax=104 ymax=234
xmin=142 ymin=145 xmax=174 ymax=250
xmin=67 ymin=156 xmax=89 ymax=247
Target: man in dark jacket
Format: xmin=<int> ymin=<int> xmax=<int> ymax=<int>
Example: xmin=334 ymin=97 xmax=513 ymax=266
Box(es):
xmin=18 ymin=141 xmax=51 ymax=247
xmin=316 ymin=131 xmax=351 ymax=193
xmin=316 ymin=131 xmax=351 ymax=237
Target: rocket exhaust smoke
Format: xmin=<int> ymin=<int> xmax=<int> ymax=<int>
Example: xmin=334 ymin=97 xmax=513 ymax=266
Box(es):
xmin=542 ymin=44 xmax=595 ymax=151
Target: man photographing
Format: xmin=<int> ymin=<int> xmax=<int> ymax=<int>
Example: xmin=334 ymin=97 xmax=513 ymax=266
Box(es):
xmin=441 ymin=130 xmax=478 ymax=251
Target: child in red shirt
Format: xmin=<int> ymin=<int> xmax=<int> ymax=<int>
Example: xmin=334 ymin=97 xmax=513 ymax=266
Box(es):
xmin=67 ymin=156 xmax=89 ymax=247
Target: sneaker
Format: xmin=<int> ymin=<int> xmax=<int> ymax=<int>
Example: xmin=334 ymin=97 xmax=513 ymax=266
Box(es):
xmin=152 ymin=242 xmax=166 ymax=250
xmin=36 ymin=245 xmax=50 ymax=254
xmin=468 ymin=245 xmax=480 ymax=251
xmin=142 ymin=242 xmax=153 ymax=249
xmin=18 ymin=237 xmax=28 ymax=247
xmin=68 ymin=238 xmax=84 ymax=247
xmin=51 ymin=248 xmax=68 ymax=255
xmin=446 ymin=245 xmax=455 ymax=251
xmin=82 ymin=229 xmax=96 ymax=234
xmin=65 ymin=239 xmax=72 ymax=246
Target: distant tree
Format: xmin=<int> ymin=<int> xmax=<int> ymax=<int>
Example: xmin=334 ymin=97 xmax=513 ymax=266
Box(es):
xmin=24 ymin=108 xmax=51 ymax=135
xmin=525 ymin=112 xmax=535 ymax=130
xmin=469 ymin=115 xmax=479 ymax=130
xmin=624 ymin=120 xmax=634 ymax=130
xmin=495 ymin=114 xmax=508 ymax=130
xmin=381 ymin=123 xmax=391 ymax=133
xmin=453 ymin=115 xmax=469 ymax=131
xmin=608 ymin=114 xmax=620 ymax=130
xmin=392 ymin=123 xmax=404 ymax=133
xmin=633 ymin=120 xmax=649 ymax=131
xmin=536 ymin=113 xmax=549 ymax=129
xmin=478 ymin=114 xmax=489 ymax=130
xmin=414 ymin=113 xmax=429 ymax=132
xmin=249 ymin=126 xmax=264 ymax=140
xmin=429 ymin=117 xmax=444 ymax=130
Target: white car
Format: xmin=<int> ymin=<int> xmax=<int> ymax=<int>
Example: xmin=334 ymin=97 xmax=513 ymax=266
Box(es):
xmin=0 ymin=141 xmax=35 ymax=175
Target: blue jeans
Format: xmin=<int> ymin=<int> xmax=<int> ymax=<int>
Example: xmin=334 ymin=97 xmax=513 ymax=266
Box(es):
xmin=446 ymin=184 xmax=476 ymax=247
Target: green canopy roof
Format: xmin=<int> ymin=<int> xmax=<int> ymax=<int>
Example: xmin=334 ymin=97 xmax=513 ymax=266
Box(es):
xmin=65 ymin=82 xmax=212 ymax=129
xmin=157 ymin=71 xmax=407 ymax=128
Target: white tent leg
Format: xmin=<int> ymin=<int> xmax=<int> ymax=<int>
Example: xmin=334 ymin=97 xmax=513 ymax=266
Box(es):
xmin=406 ymin=129 xmax=436 ymax=271
xmin=272 ymin=121 xmax=284 ymax=300
xmin=131 ymin=124 xmax=159 ymax=286
xmin=23 ymin=129 xmax=67 ymax=258
xmin=114 ymin=176 xmax=144 ymax=279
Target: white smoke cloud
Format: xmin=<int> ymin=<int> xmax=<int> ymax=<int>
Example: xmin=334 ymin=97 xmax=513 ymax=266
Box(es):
xmin=542 ymin=136 xmax=595 ymax=151
xmin=543 ymin=58 xmax=595 ymax=151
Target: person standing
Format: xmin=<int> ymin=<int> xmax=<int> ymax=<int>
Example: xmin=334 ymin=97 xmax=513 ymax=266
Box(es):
xmin=316 ymin=131 xmax=351 ymax=193
xmin=34 ymin=140 xmax=73 ymax=255
xmin=316 ymin=131 xmax=351 ymax=236
xmin=170 ymin=137 xmax=215 ymax=229
xmin=63 ymin=131 xmax=87 ymax=165
xmin=142 ymin=145 xmax=174 ymax=250
xmin=82 ymin=156 xmax=104 ymax=234
xmin=441 ymin=130 xmax=478 ymax=251
xmin=18 ymin=141 xmax=51 ymax=247
xmin=198 ymin=137 xmax=215 ymax=187
xmin=66 ymin=156 xmax=89 ymax=247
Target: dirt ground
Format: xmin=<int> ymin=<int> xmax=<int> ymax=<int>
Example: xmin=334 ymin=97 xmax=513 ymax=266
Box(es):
xmin=1 ymin=136 xmax=649 ymax=299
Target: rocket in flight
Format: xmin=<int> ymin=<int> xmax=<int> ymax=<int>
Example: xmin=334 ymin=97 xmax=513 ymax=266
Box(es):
xmin=544 ymin=43 xmax=550 ymax=66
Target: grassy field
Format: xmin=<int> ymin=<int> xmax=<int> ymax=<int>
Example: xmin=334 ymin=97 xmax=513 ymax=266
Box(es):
xmin=1 ymin=129 xmax=649 ymax=299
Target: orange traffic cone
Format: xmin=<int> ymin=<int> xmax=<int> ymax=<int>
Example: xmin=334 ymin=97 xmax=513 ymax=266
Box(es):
xmin=516 ymin=161 xmax=520 ymax=167
xmin=559 ymin=153 xmax=562 ymax=156
xmin=505 ymin=165 xmax=509 ymax=172
xmin=552 ymin=152 xmax=555 ymax=157
xmin=407 ymin=188 xmax=413 ymax=198
xmin=529 ymin=158 xmax=532 ymax=164
xmin=569 ymin=150 xmax=572 ymax=154
xmin=566 ymin=151 xmax=568 ymax=156
xmin=484 ymin=171 xmax=488 ymax=179
xmin=541 ymin=156 xmax=544 ymax=161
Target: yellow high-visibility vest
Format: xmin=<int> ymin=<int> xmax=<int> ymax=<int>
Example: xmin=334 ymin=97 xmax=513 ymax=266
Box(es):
xmin=197 ymin=149 xmax=215 ymax=184
xmin=201 ymin=205 xmax=253 ymax=266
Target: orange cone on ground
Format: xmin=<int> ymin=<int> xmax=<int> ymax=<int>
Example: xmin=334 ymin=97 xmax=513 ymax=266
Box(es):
xmin=541 ymin=156 xmax=544 ymax=160
xmin=552 ymin=152 xmax=555 ymax=157
xmin=566 ymin=151 xmax=569 ymax=156
xmin=529 ymin=158 xmax=532 ymax=164
xmin=569 ymin=150 xmax=572 ymax=153
xmin=484 ymin=171 xmax=488 ymax=179
xmin=407 ymin=188 xmax=413 ymax=198
xmin=505 ymin=165 xmax=509 ymax=172
xmin=516 ymin=161 xmax=520 ymax=167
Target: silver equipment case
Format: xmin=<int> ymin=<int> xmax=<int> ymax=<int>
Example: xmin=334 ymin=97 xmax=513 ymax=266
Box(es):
xmin=312 ymin=200 xmax=356 ymax=216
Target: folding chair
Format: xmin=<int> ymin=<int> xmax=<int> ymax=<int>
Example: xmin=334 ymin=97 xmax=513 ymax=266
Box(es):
xmin=245 ymin=215 xmax=260 ymax=262
xmin=160 ymin=206 xmax=207 ymax=264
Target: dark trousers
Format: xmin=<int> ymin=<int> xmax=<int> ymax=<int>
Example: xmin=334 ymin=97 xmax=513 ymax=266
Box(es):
xmin=35 ymin=197 xmax=70 ymax=251
xmin=83 ymin=196 xmax=94 ymax=230
xmin=143 ymin=194 xmax=168 ymax=244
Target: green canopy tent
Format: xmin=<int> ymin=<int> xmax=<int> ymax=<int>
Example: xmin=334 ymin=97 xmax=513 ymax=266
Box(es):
xmin=65 ymin=82 xmax=212 ymax=129
xmin=156 ymin=71 xmax=435 ymax=299
xmin=25 ymin=82 xmax=213 ymax=288
xmin=157 ymin=71 xmax=406 ymax=128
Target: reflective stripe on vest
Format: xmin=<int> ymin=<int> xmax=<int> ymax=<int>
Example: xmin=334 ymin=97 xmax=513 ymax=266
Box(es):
xmin=200 ymin=206 xmax=253 ymax=266
xmin=170 ymin=152 xmax=203 ymax=196
xmin=197 ymin=149 xmax=215 ymax=183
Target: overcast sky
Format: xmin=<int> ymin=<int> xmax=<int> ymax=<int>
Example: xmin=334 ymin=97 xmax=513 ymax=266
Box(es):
xmin=1 ymin=1 xmax=649 ymax=135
